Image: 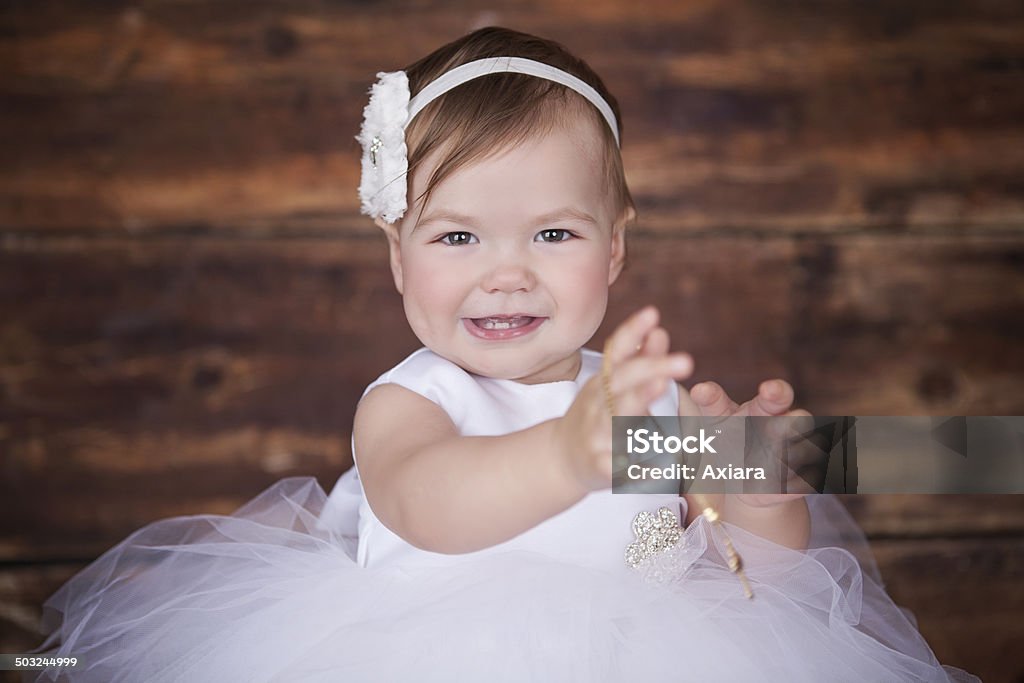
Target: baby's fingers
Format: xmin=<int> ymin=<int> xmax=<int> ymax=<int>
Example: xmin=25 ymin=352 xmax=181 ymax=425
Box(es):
xmin=610 ymin=354 xmax=693 ymax=415
xmin=638 ymin=325 xmax=670 ymax=358
xmin=749 ymin=379 xmax=796 ymax=416
xmin=690 ymin=381 xmax=739 ymax=417
xmin=605 ymin=306 xmax=660 ymax=366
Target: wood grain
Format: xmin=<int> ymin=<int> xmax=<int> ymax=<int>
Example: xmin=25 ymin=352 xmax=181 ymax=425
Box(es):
xmin=1 ymin=2 xmax=1022 ymax=233
xmin=870 ymin=537 xmax=1024 ymax=683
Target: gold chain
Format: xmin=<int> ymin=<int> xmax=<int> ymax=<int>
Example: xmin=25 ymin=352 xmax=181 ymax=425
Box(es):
xmin=601 ymin=339 xmax=617 ymax=417
xmin=691 ymin=493 xmax=754 ymax=599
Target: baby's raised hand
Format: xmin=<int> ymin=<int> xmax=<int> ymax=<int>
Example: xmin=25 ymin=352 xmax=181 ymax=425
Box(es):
xmin=690 ymin=376 xmax=816 ymax=507
xmin=690 ymin=378 xmax=803 ymax=419
xmin=555 ymin=306 xmax=693 ymax=493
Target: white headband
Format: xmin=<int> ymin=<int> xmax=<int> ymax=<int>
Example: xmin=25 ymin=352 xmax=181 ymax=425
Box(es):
xmin=356 ymin=56 xmax=621 ymax=225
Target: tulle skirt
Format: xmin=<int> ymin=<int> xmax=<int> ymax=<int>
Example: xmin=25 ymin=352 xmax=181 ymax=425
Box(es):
xmin=28 ymin=476 xmax=979 ymax=682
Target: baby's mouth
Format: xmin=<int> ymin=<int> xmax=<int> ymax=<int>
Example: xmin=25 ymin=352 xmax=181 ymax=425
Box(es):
xmin=469 ymin=316 xmax=539 ymax=331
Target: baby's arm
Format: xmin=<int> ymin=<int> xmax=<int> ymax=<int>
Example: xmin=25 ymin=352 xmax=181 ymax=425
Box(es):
xmin=353 ymin=382 xmax=588 ymax=554
xmin=355 ymin=306 xmax=692 ymax=555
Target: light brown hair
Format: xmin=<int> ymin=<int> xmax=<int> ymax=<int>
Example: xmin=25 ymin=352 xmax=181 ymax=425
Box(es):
xmin=398 ymin=26 xmax=637 ymax=238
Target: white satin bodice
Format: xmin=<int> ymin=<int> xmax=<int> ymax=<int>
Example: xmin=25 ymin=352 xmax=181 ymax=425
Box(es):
xmin=321 ymin=347 xmax=686 ymax=573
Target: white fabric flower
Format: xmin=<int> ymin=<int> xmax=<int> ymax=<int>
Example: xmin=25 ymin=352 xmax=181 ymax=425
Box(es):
xmin=355 ymin=70 xmax=410 ymax=225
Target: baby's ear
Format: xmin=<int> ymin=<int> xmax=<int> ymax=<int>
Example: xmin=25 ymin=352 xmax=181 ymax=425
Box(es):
xmin=608 ymin=205 xmax=635 ymax=285
xmin=374 ymin=217 xmax=404 ymax=295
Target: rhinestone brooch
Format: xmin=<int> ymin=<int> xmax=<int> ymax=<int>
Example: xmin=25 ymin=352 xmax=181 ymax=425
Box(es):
xmin=625 ymin=506 xmax=682 ymax=569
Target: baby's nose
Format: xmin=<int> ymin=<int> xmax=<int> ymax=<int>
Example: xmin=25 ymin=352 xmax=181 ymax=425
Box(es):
xmin=480 ymin=261 xmax=537 ymax=293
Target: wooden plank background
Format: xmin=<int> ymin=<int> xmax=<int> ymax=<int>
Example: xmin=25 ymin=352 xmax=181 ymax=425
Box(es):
xmin=2 ymin=1 xmax=1023 ymax=681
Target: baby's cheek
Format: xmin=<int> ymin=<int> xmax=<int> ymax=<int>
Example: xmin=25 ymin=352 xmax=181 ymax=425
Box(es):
xmin=572 ymin=260 xmax=612 ymax=302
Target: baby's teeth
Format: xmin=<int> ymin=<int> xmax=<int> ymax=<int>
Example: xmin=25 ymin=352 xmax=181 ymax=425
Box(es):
xmin=480 ymin=317 xmax=531 ymax=330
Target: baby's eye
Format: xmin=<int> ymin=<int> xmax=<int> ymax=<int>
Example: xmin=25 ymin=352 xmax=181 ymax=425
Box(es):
xmin=438 ymin=231 xmax=477 ymax=246
xmin=536 ymin=228 xmax=576 ymax=243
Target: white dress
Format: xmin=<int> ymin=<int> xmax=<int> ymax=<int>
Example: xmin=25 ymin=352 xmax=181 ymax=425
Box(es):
xmin=30 ymin=347 xmax=980 ymax=682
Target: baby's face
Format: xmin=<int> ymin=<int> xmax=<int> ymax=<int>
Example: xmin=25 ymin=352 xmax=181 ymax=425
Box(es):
xmin=381 ymin=117 xmax=625 ymax=384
